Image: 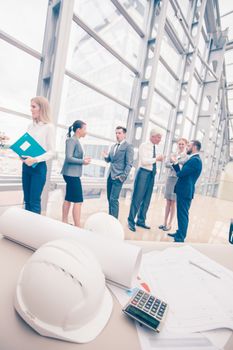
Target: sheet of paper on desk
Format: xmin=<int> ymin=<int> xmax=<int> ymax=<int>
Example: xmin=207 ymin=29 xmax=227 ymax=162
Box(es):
xmin=108 ymin=246 xmax=233 ymax=350
xmin=109 ymin=278 xmax=228 ymax=349
xmin=136 ymin=324 xmax=219 ymax=350
xmin=141 ymin=246 xmax=233 ymax=333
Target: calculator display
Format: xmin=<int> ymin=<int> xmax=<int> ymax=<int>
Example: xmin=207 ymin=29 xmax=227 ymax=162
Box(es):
xmin=125 ymin=305 xmax=160 ymax=329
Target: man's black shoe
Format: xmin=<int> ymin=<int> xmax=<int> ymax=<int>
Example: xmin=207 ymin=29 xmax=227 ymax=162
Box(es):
xmin=128 ymin=223 xmax=136 ymax=232
xmin=136 ymin=222 xmax=151 ymax=229
xmin=167 ymin=233 xmax=177 ymax=238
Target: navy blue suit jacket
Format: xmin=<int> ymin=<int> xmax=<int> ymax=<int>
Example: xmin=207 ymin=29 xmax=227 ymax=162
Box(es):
xmin=172 ymin=154 xmax=202 ymax=199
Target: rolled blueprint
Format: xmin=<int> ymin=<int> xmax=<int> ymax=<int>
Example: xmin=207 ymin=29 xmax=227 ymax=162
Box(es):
xmin=0 ymin=207 xmax=142 ymax=289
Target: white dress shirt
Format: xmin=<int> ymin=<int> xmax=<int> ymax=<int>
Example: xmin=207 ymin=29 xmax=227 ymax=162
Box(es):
xmin=138 ymin=141 xmax=156 ymax=171
xmin=113 ymin=139 xmax=125 ymax=155
xmin=27 ymin=122 xmax=55 ymax=162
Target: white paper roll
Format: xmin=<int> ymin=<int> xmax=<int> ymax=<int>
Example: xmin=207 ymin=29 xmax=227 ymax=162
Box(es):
xmin=0 ymin=207 xmax=142 ymax=289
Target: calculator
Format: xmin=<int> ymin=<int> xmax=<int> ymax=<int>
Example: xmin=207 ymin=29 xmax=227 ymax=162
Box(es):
xmin=122 ymin=289 xmax=168 ymax=332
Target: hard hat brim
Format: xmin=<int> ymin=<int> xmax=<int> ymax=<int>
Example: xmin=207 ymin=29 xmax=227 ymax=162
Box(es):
xmin=15 ymin=286 xmax=113 ymax=344
xmin=57 ymin=286 xmax=113 ymax=343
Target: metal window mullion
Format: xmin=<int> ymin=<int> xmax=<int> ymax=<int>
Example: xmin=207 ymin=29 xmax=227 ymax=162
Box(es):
xmin=169 ymin=0 xmax=189 ymax=29
xmin=65 ymin=70 xmax=131 ymax=110
xmin=159 ymin=56 xmax=179 ymax=81
xmin=221 ymin=9 xmax=233 ymax=18
xmin=189 ymin=94 xmax=198 ymax=104
xmin=149 ymin=119 xmax=169 ymax=131
xmin=0 ymin=30 xmax=42 ymax=60
xmin=154 ymin=87 xmax=176 ymax=108
xmin=141 ymin=0 xmax=170 ymax=142
xmin=206 ymin=118 xmax=225 ymax=195
xmin=73 ymin=14 xmax=139 ymax=75
xmin=168 ymin=0 xmax=195 ymax=48
xmin=110 ymin=0 xmax=145 ymax=38
xmin=180 ymin=0 xmax=208 ymax=124
xmin=37 ymin=0 xmax=75 ymax=213
xmin=0 ymin=106 xmax=31 ymax=120
xmin=126 ymin=0 xmax=154 ymax=145
xmin=194 ymin=69 xmax=203 ymax=84
xmin=164 ymin=19 xmax=186 ymax=54
xmin=57 ymin=123 xmax=115 ymax=143
xmin=197 ymin=50 xmax=218 ymax=81
xmin=185 ymin=116 xmax=195 ymax=125
xmin=160 ymin=42 xmax=188 ymax=159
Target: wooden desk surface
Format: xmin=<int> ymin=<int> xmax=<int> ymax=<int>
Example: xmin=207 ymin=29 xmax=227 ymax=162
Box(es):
xmin=0 ymin=237 xmax=232 ymax=350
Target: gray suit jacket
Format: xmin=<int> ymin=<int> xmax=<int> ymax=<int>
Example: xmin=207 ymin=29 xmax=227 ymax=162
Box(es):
xmin=104 ymin=141 xmax=134 ymax=182
xmin=61 ymin=136 xmax=84 ymax=177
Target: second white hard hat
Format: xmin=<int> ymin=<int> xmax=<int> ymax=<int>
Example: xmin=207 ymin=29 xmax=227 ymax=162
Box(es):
xmin=14 ymin=238 xmax=113 ymax=343
xmin=84 ymin=212 xmax=124 ymax=240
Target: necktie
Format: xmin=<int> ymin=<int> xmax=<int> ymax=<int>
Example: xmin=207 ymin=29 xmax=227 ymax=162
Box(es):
xmin=114 ymin=143 xmax=120 ymax=155
xmin=152 ymin=145 xmax=156 ymax=175
xmin=153 ymin=145 xmax=156 ymax=158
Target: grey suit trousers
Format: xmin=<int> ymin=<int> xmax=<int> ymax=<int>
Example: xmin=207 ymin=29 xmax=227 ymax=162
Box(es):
xmin=128 ymin=168 xmax=155 ymax=226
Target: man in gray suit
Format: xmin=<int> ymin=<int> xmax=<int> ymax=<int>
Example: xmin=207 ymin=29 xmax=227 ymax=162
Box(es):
xmin=104 ymin=126 xmax=134 ymax=219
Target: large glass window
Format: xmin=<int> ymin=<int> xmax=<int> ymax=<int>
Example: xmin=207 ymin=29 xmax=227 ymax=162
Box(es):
xmin=150 ymin=93 xmax=173 ymax=128
xmin=160 ymin=34 xmax=183 ymax=76
xmin=58 ymin=75 xmax=129 ymax=139
xmin=195 ymin=55 xmax=205 ymax=79
xmin=0 ymin=0 xmax=48 ymax=52
xmin=73 ymin=0 xmax=141 ymax=66
xmin=117 ymin=0 xmax=147 ymax=28
xmin=66 ymin=22 xmax=135 ymax=104
xmin=166 ymin=2 xmax=188 ymax=47
xmin=190 ymin=77 xmax=201 ymax=101
xmin=0 ymin=40 xmax=40 ymax=113
xmin=198 ymin=31 xmax=208 ymax=59
xmin=177 ymin=0 xmax=191 ymax=18
xmin=186 ymin=98 xmax=197 ymax=121
xmin=183 ymin=118 xmax=193 ymax=139
xmin=155 ymin=62 xmax=179 ymax=102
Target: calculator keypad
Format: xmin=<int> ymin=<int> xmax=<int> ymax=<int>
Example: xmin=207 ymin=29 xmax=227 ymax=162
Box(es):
xmin=131 ymin=290 xmax=167 ymax=321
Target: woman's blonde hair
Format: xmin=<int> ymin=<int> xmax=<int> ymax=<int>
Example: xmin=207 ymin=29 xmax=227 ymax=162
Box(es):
xmin=177 ymin=137 xmax=188 ymax=144
xmin=31 ymin=96 xmax=52 ymax=123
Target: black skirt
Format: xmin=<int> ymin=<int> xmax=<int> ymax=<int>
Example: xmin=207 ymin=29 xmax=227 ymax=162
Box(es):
xmin=63 ymin=175 xmax=83 ymax=203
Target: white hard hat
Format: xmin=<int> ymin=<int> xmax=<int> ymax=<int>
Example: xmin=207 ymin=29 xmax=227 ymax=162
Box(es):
xmin=84 ymin=212 xmax=124 ymax=240
xmin=14 ymin=239 xmax=113 ymax=343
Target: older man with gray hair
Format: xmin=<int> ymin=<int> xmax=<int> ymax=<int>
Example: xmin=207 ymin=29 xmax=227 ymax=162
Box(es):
xmin=128 ymin=129 xmax=164 ymax=232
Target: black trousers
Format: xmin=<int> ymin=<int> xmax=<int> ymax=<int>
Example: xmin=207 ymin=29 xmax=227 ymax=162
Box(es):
xmin=128 ymin=168 xmax=155 ymax=226
xmin=22 ymin=162 xmax=47 ymax=214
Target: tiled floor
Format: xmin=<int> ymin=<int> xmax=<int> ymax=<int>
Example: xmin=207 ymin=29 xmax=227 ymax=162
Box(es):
xmin=46 ymin=189 xmax=233 ymax=244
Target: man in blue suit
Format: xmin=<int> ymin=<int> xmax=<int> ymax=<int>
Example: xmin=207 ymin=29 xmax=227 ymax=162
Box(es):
xmin=168 ymin=140 xmax=202 ymax=242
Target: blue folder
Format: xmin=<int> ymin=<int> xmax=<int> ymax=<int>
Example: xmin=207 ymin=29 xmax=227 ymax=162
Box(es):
xmin=10 ymin=132 xmax=46 ymax=168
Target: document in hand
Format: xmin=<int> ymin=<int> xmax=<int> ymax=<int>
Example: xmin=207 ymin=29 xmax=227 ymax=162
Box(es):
xmin=10 ymin=132 xmax=45 ymax=168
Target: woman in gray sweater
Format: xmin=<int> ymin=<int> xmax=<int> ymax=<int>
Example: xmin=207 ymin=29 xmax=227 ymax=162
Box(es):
xmin=61 ymin=120 xmax=91 ymax=227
